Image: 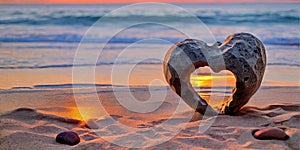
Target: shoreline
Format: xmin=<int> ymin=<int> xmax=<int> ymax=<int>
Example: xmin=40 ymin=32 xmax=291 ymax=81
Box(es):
xmin=0 ymin=64 xmax=299 ymax=90
xmin=1 ymin=85 xmax=299 ymax=114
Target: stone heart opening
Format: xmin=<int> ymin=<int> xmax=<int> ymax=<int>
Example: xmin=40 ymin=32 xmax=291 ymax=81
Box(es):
xmin=164 ymin=33 xmax=266 ymax=115
xmin=190 ymin=66 xmax=236 ymax=110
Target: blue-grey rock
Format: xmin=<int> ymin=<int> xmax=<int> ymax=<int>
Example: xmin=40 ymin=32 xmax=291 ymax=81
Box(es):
xmin=85 ymin=119 xmax=99 ymax=129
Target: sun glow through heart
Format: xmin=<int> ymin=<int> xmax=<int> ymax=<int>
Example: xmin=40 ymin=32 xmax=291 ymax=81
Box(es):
xmin=190 ymin=67 xmax=236 ymax=107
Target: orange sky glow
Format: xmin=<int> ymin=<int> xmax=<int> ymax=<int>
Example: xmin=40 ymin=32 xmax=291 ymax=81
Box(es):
xmin=0 ymin=0 xmax=298 ymax=4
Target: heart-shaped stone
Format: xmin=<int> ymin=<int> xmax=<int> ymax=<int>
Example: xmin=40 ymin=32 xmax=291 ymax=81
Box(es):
xmin=164 ymin=33 xmax=266 ymax=115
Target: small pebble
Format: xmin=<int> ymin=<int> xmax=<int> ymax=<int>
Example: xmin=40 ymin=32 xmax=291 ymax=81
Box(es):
xmin=137 ymin=124 xmax=153 ymax=128
xmin=85 ymin=119 xmax=99 ymax=129
xmin=56 ymin=131 xmax=80 ymax=145
xmin=252 ymin=127 xmax=289 ymax=140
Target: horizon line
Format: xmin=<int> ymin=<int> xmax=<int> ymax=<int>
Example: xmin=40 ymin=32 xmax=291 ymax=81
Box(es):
xmin=0 ymin=1 xmax=298 ymax=4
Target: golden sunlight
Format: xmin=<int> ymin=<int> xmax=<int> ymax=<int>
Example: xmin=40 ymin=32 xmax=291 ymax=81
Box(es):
xmin=190 ymin=67 xmax=236 ymax=106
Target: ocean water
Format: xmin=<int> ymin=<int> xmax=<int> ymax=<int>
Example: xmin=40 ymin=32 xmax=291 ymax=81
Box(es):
xmin=0 ymin=3 xmax=299 ymax=77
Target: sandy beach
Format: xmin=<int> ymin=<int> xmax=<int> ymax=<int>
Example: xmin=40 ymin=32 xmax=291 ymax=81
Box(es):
xmin=0 ymin=85 xmax=299 ymax=149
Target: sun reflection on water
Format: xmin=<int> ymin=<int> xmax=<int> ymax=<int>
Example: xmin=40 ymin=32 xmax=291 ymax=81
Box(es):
xmin=190 ymin=68 xmax=236 ymax=107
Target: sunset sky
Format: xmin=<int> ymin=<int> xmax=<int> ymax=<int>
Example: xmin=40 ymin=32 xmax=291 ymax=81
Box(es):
xmin=0 ymin=0 xmax=298 ymax=4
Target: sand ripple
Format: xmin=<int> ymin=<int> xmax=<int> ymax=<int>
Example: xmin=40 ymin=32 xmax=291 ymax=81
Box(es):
xmin=0 ymin=104 xmax=299 ymax=149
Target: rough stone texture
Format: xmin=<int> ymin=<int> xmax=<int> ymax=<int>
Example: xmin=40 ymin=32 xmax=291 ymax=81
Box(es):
xmin=252 ymin=127 xmax=289 ymax=140
xmin=56 ymin=131 xmax=80 ymax=145
xmin=163 ymin=33 xmax=266 ymax=115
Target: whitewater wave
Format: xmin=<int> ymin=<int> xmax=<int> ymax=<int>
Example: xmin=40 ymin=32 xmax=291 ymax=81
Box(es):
xmin=0 ymin=33 xmax=299 ymax=46
xmin=0 ymin=62 xmax=299 ymax=70
xmin=0 ymin=13 xmax=298 ymax=26
xmin=0 ymin=3 xmax=298 ymax=26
